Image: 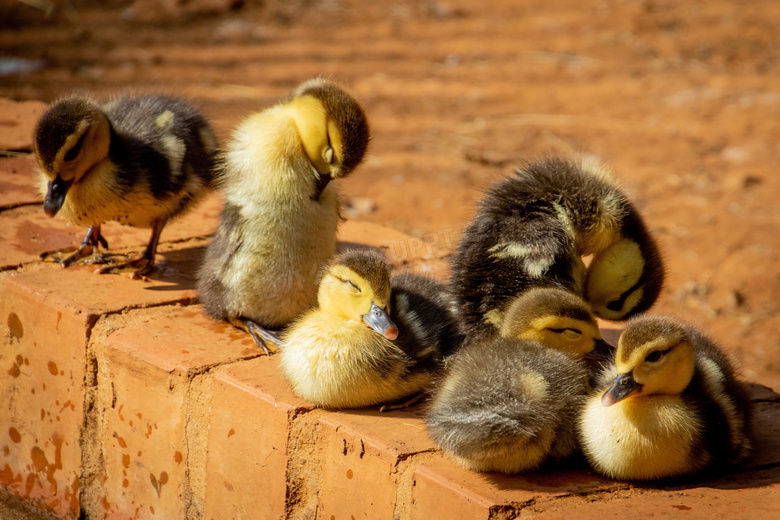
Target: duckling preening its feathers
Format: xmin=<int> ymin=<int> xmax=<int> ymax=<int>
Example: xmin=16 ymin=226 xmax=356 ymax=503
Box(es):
xmin=197 ymin=78 xmax=370 ymax=352
xmin=425 ymin=287 xmax=607 ymax=474
xmin=280 ymin=249 xmax=463 ymax=409
xmin=34 ymin=94 xmax=218 ymax=278
xmin=451 ymin=155 xmax=664 ymax=340
xmin=579 ymin=315 xmax=752 ymax=481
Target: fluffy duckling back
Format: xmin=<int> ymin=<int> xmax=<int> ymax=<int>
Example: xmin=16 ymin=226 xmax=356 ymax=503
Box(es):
xmin=452 ymin=155 xmax=664 ymax=340
xmin=34 ymin=94 xmax=217 ymax=277
xmin=579 ymin=315 xmax=752 ymax=481
xmin=197 ymin=79 xmax=370 ymax=351
xmin=425 ymin=287 xmax=605 ymax=474
xmin=280 ymin=249 xmax=463 ymax=409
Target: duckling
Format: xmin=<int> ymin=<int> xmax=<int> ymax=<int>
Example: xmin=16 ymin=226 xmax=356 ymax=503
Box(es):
xmin=197 ymin=78 xmax=369 ymax=352
xmin=279 ymin=248 xmax=464 ymax=409
xmin=579 ymin=315 xmax=752 ymax=481
xmin=34 ymin=94 xmax=218 ymax=278
xmin=425 ymin=287 xmax=608 ymax=474
xmin=451 ymin=155 xmax=664 ymax=340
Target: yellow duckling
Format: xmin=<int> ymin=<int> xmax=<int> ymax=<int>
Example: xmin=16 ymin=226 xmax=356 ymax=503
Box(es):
xmin=34 ymin=94 xmax=218 ymax=278
xmin=425 ymin=287 xmax=608 ymax=474
xmin=197 ymin=78 xmax=370 ymax=352
xmin=280 ymin=249 xmax=464 ymax=409
xmin=579 ymin=315 xmax=752 ymax=480
xmin=451 ymin=155 xmax=664 ymax=340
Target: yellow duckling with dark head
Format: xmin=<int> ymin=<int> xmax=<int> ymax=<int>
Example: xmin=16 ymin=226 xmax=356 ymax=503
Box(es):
xmin=579 ymin=315 xmax=752 ymax=481
xmin=197 ymin=78 xmax=370 ymax=352
xmin=34 ymin=94 xmax=218 ymax=278
xmin=280 ymin=249 xmax=464 ymax=409
xmin=425 ymin=287 xmax=608 ymax=474
xmin=452 ymin=155 xmax=664 ymax=340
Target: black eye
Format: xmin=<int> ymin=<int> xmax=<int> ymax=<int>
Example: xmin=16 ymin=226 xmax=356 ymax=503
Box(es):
xmin=606 ymin=299 xmax=623 ymax=312
xmin=64 ymin=132 xmax=87 ymax=162
xmin=645 ymin=350 xmax=663 ymax=363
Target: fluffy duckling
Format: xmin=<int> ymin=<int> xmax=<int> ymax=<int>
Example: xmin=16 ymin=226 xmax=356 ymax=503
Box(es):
xmin=198 ymin=79 xmax=369 ymax=352
xmin=451 ymin=155 xmax=664 ymax=340
xmin=34 ymin=94 xmax=217 ymax=278
xmin=280 ymin=249 xmax=464 ymax=409
xmin=425 ymin=287 xmax=608 ymax=474
xmin=579 ymin=315 xmax=752 ymax=481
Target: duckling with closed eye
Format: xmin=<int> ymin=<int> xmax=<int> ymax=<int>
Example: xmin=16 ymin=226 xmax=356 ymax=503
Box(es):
xmin=34 ymin=94 xmax=218 ymax=278
xmin=451 ymin=155 xmax=664 ymax=340
xmin=425 ymin=287 xmax=609 ymax=474
xmin=579 ymin=315 xmax=752 ymax=481
xmin=197 ymin=78 xmax=370 ymax=352
xmin=279 ymin=248 xmax=464 ymax=409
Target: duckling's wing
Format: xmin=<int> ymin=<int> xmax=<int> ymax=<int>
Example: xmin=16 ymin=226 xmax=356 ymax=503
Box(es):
xmin=391 ymin=273 xmax=465 ymax=358
xmin=198 ymin=202 xmax=246 ymax=320
xmin=452 ymin=212 xmax=579 ymax=338
xmin=106 ymin=96 xmax=216 ymax=198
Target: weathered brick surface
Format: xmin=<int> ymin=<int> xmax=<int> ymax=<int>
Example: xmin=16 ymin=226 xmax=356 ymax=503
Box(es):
xmin=0 ymin=155 xmax=41 ymax=210
xmin=0 ymin=265 xmax=217 ymax=519
xmin=411 ymin=458 xmax=609 ymax=520
xmin=0 ymin=99 xmax=47 ymax=152
xmin=0 ymin=274 xmax=90 ymax=520
xmin=90 ymin=305 xmax=264 ymax=520
xmin=315 ymin=407 xmax=436 ymax=519
xmin=203 ymin=357 xmax=310 ymax=520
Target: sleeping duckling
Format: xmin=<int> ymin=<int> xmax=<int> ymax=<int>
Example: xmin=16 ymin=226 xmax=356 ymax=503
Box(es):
xmin=425 ymin=287 xmax=607 ymax=474
xmin=451 ymin=155 xmax=664 ymax=340
xmin=34 ymin=94 xmax=217 ymax=278
xmin=579 ymin=315 xmax=752 ymax=481
xmin=198 ymin=78 xmax=369 ymax=352
xmin=280 ymin=248 xmax=463 ymax=409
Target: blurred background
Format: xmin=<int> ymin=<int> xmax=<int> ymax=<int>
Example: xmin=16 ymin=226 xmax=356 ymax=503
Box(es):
xmin=2 ymin=0 xmax=779 ymax=390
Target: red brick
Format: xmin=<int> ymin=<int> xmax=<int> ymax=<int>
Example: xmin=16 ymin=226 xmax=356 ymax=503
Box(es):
xmin=0 ymin=275 xmax=92 ymax=519
xmin=0 ymin=156 xmax=42 ymax=210
xmin=93 ymin=305 xmax=264 ymax=520
xmin=315 ymin=406 xmax=436 ymax=519
xmin=411 ymin=458 xmax=608 ymax=520
xmin=0 ymin=99 xmax=47 ymax=152
xmin=0 ymin=265 xmax=220 ymax=518
xmin=203 ymin=357 xmax=310 ymax=520
xmin=519 ymin=484 xmax=780 ymax=519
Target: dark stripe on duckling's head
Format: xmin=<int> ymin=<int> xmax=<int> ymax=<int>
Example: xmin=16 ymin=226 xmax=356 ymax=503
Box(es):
xmin=328 ymin=248 xmax=390 ymax=300
xmin=35 ymin=97 xmax=103 ymax=172
xmin=502 ymin=286 xmax=597 ymax=337
xmin=615 ymin=314 xmax=685 ymax=367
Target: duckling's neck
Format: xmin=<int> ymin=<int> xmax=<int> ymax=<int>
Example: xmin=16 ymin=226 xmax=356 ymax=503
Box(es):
xmin=223 ymin=108 xmax=324 ymax=203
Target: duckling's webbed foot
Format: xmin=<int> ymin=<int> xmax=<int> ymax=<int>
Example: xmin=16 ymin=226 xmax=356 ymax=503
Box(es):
xmin=94 ymin=220 xmax=165 ymax=279
xmin=378 ymin=391 xmax=426 ymax=413
xmin=229 ymin=317 xmax=282 ymax=355
xmin=94 ymin=254 xmax=154 ymax=280
xmin=40 ymin=225 xmax=110 ymax=267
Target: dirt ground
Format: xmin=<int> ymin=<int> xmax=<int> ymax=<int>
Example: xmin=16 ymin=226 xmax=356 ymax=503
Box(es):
xmin=1 ymin=0 xmax=779 ymax=393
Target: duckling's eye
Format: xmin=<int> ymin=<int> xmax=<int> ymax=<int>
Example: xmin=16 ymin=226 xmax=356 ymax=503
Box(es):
xmin=606 ymin=299 xmax=623 ymax=312
xmin=548 ymin=328 xmax=582 ymax=340
xmin=345 ymin=279 xmax=361 ymax=293
xmin=323 ymin=147 xmax=334 ymax=164
xmin=644 ymin=350 xmax=664 ymax=363
xmin=64 ymin=132 xmax=87 ymax=162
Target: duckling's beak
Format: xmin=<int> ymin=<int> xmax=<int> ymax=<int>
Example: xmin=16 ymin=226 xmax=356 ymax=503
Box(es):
xmin=43 ymin=175 xmax=74 ymax=217
xmin=601 ymin=372 xmax=641 ymax=406
xmin=363 ymin=303 xmax=399 ymax=340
